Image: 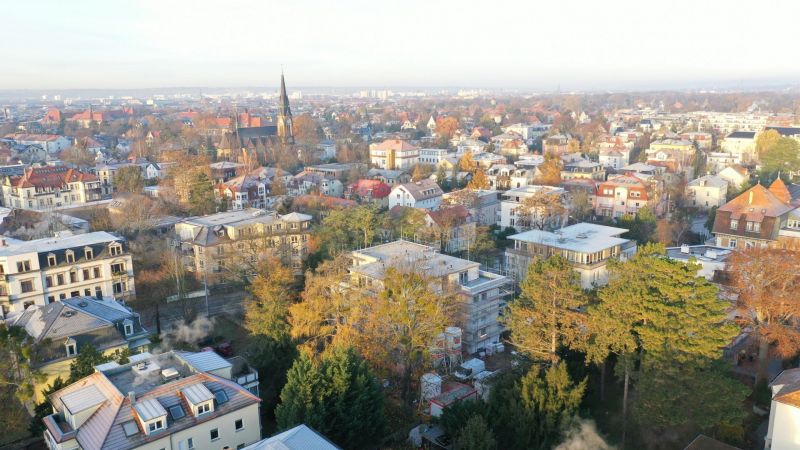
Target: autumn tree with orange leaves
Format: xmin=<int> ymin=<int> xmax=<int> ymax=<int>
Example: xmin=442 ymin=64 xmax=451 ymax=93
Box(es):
xmin=728 ymin=247 xmax=800 ymax=383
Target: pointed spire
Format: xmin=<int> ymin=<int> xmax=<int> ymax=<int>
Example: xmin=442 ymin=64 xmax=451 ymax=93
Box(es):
xmin=279 ymin=71 xmax=290 ymax=116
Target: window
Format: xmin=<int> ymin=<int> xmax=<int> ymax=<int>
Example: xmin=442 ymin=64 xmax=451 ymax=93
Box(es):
xmin=459 ymin=271 xmax=468 ymax=284
xmin=83 ymin=269 xmax=90 ymax=280
xmin=66 ymin=342 xmax=77 ymax=356
xmin=111 ymin=263 xmax=125 ymax=274
xmin=66 ymin=251 xmax=75 ymax=264
xmin=45 ymin=276 xmax=53 ymax=288
xmin=20 ymin=280 xmax=34 ymax=293
xmin=70 ymin=271 xmax=77 ymax=283
xmin=746 ymin=221 xmax=753 ymax=232
xmin=57 ymin=274 xmax=64 ymax=285
xmin=85 ymin=248 xmax=94 ymax=260
xmin=729 ymin=239 xmax=738 ymax=248
xmin=124 ymin=322 xmax=133 ymax=336
xmin=235 ymin=419 xmax=244 ymax=431
xmin=753 ymin=222 xmax=761 ymax=232
xmin=187 ymin=438 xmax=195 ymax=450
xmin=47 ymin=296 xmax=55 ymax=304
xmin=71 ymin=291 xmax=80 ymax=298
xmin=210 ymin=428 xmax=220 ymax=441
xmin=84 ymin=289 xmax=91 ymax=296
xmin=47 ymin=254 xmax=56 ymax=267
xmin=93 ymin=267 xmax=101 ymax=278
xmin=110 ymin=244 xmax=122 ymax=256
xmin=197 ymin=402 xmax=210 ymax=415
xmin=730 ymin=219 xmax=738 ymax=230
xmin=147 ymin=419 xmax=164 ymax=433
xmin=16 ymin=261 xmax=31 ymax=273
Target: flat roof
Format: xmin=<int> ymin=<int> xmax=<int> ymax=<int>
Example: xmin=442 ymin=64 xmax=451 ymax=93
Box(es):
xmin=352 ymin=240 xmax=477 ymax=279
xmin=665 ymin=245 xmax=731 ymax=263
xmin=510 ymin=223 xmax=630 ymax=253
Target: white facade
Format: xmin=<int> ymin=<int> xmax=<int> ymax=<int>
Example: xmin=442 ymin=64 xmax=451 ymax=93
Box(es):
xmin=498 ymin=185 xmax=568 ymax=231
xmin=720 ymin=132 xmax=758 ymax=164
xmin=418 ymin=148 xmax=453 ymax=165
xmin=0 ymin=231 xmax=135 ymax=318
xmin=766 ymin=369 xmax=800 ymax=450
xmin=684 ymin=175 xmax=728 ymax=210
xmin=599 ymin=148 xmax=630 ymax=170
xmin=389 ymin=181 xmax=443 ymax=210
xmin=4 ymin=134 xmax=71 ymax=154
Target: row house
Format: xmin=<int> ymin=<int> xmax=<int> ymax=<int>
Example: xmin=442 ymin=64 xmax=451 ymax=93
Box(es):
xmin=506 ymin=223 xmax=636 ymax=289
xmin=0 ymin=231 xmax=135 ymax=318
xmin=175 ymin=209 xmax=312 ymax=280
xmin=349 ymin=240 xmax=512 ymax=354
xmin=2 ymin=166 xmax=102 ymax=210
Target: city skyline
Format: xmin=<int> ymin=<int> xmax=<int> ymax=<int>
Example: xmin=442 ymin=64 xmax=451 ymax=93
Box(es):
xmin=4 ymin=0 xmax=800 ymax=91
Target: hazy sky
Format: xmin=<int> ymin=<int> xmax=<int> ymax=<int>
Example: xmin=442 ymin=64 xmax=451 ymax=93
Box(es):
xmin=3 ymin=0 xmax=800 ymax=90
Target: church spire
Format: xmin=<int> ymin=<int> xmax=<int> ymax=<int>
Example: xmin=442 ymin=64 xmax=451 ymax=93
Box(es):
xmin=277 ymin=71 xmax=294 ymax=144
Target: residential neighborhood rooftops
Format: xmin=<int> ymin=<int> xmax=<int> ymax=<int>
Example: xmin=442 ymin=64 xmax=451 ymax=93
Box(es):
xmin=243 ymin=424 xmax=341 ymax=450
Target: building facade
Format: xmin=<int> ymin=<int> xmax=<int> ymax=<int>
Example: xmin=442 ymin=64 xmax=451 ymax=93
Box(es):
xmin=2 ymin=166 xmax=102 ymax=210
xmin=0 ymin=231 xmax=135 ymax=318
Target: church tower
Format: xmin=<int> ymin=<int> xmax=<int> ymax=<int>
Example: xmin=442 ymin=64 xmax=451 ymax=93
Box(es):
xmin=277 ymin=72 xmax=294 ymax=144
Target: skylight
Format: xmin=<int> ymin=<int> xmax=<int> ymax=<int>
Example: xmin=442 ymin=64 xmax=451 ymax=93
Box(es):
xmin=169 ymin=404 xmax=185 ymax=420
xmin=213 ymin=389 xmax=229 ymax=405
xmin=122 ymin=421 xmax=139 ymax=437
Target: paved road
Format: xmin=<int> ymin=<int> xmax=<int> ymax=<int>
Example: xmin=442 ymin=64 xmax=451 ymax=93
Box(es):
xmin=137 ymin=290 xmax=247 ymax=332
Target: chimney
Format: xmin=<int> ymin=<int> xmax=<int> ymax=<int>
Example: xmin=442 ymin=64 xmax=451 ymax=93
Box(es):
xmin=128 ymin=391 xmax=135 ymax=405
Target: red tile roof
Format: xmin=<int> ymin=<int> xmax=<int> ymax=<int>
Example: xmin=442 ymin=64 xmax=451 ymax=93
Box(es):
xmin=10 ymin=166 xmax=98 ymax=189
xmin=348 ymin=179 xmax=391 ymax=199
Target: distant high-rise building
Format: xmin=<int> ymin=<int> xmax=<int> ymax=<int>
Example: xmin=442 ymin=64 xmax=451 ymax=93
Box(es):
xmin=277 ymin=72 xmax=294 ymax=144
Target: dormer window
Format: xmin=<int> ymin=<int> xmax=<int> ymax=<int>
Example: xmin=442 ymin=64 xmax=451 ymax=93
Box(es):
xmin=47 ymin=254 xmax=57 ymax=267
xmin=109 ymin=243 xmax=122 ymax=256
xmin=148 ymin=419 xmax=165 ymax=433
xmin=730 ymin=220 xmax=738 ymax=230
xmin=65 ymin=337 xmax=77 ymax=356
xmin=197 ymin=402 xmax=211 ymax=415
xmin=84 ymin=248 xmax=94 ymax=260
xmin=66 ymin=250 xmax=75 ymax=264
xmin=123 ymin=319 xmax=133 ymax=336
xmin=181 ymin=383 xmax=215 ymax=417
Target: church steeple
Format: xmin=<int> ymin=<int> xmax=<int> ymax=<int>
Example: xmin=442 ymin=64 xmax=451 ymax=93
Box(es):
xmin=277 ymin=72 xmax=294 ymax=144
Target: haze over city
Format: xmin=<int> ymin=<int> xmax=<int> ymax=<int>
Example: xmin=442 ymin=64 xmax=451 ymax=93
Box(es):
xmin=4 ymin=0 xmax=800 ymax=91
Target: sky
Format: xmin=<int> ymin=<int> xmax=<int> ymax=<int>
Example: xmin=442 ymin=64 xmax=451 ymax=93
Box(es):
xmin=3 ymin=0 xmax=800 ymax=91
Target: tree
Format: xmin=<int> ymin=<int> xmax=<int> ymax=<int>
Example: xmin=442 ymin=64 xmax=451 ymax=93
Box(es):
xmin=488 ymin=364 xmax=586 ymax=450
xmin=355 ymin=267 xmax=458 ymax=412
xmin=728 ymin=247 xmax=800 ymax=383
xmin=618 ymin=206 xmax=657 ymax=244
xmin=60 ymin=142 xmax=96 ymax=167
xmin=436 ymin=117 xmax=460 ymax=139
xmin=293 ymin=114 xmax=321 ymax=146
xmin=760 ymin=137 xmax=800 ymax=177
xmin=467 ymin=169 xmax=490 ymax=189
xmin=436 ymin=165 xmax=450 ymax=190
xmin=114 ymin=165 xmax=145 ymax=194
xmin=569 ymin=190 xmax=593 ymax=222
xmin=245 ymin=258 xmax=298 ymax=412
xmin=536 ymin=153 xmax=562 ymax=186
xmin=454 ymin=415 xmax=498 ymax=450
xmin=276 ymin=347 xmax=385 ymax=449
xmin=69 ymin=344 xmax=111 ymax=382
xmin=586 ymin=244 xmax=745 ymax=443
xmin=514 ymin=189 xmax=567 ymax=231
xmin=459 ymin=152 xmax=476 ymax=172
xmin=505 ymin=256 xmax=585 ymax=362
xmin=756 ymin=129 xmax=781 ymax=156
xmin=187 ymin=170 xmax=219 ymax=215
xmin=0 ymin=324 xmax=43 ymax=405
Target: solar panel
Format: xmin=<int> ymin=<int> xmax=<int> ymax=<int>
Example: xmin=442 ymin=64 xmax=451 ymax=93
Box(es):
xmin=213 ymin=389 xmax=229 ymax=405
xmin=169 ymin=405 xmax=185 ymax=420
xmin=122 ymin=421 xmax=139 ymax=437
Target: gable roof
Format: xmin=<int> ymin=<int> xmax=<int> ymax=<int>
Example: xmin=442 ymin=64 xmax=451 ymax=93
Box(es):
xmin=768 ymin=178 xmax=792 ymax=204
xmin=394 ymin=179 xmax=444 ymax=201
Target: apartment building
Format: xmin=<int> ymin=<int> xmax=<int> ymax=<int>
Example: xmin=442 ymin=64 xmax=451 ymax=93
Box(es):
xmin=43 ymin=351 xmax=261 ymax=450
xmin=369 ymin=139 xmax=419 ymax=170
xmin=13 ymin=296 xmax=149 ymax=402
xmin=560 ymin=159 xmax=606 ymax=181
xmin=720 ymin=131 xmax=758 ymax=164
xmin=175 ymin=209 xmax=312 ymax=281
xmin=506 ymin=223 xmax=637 ymax=288
xmin=1 ymin=165 xmax=102 ymax=210
xmin=3 ymin=133 xmax=71 ymax=153
xmin=498 ymin=185 xmax=569 ymax=231
xmin=349 ymin=240 xmax=511 ymax=353
xmin=594 ymin=175 xmax=654 ymax=219
xmin=0 ymin=231 xmax=135 ymax=318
